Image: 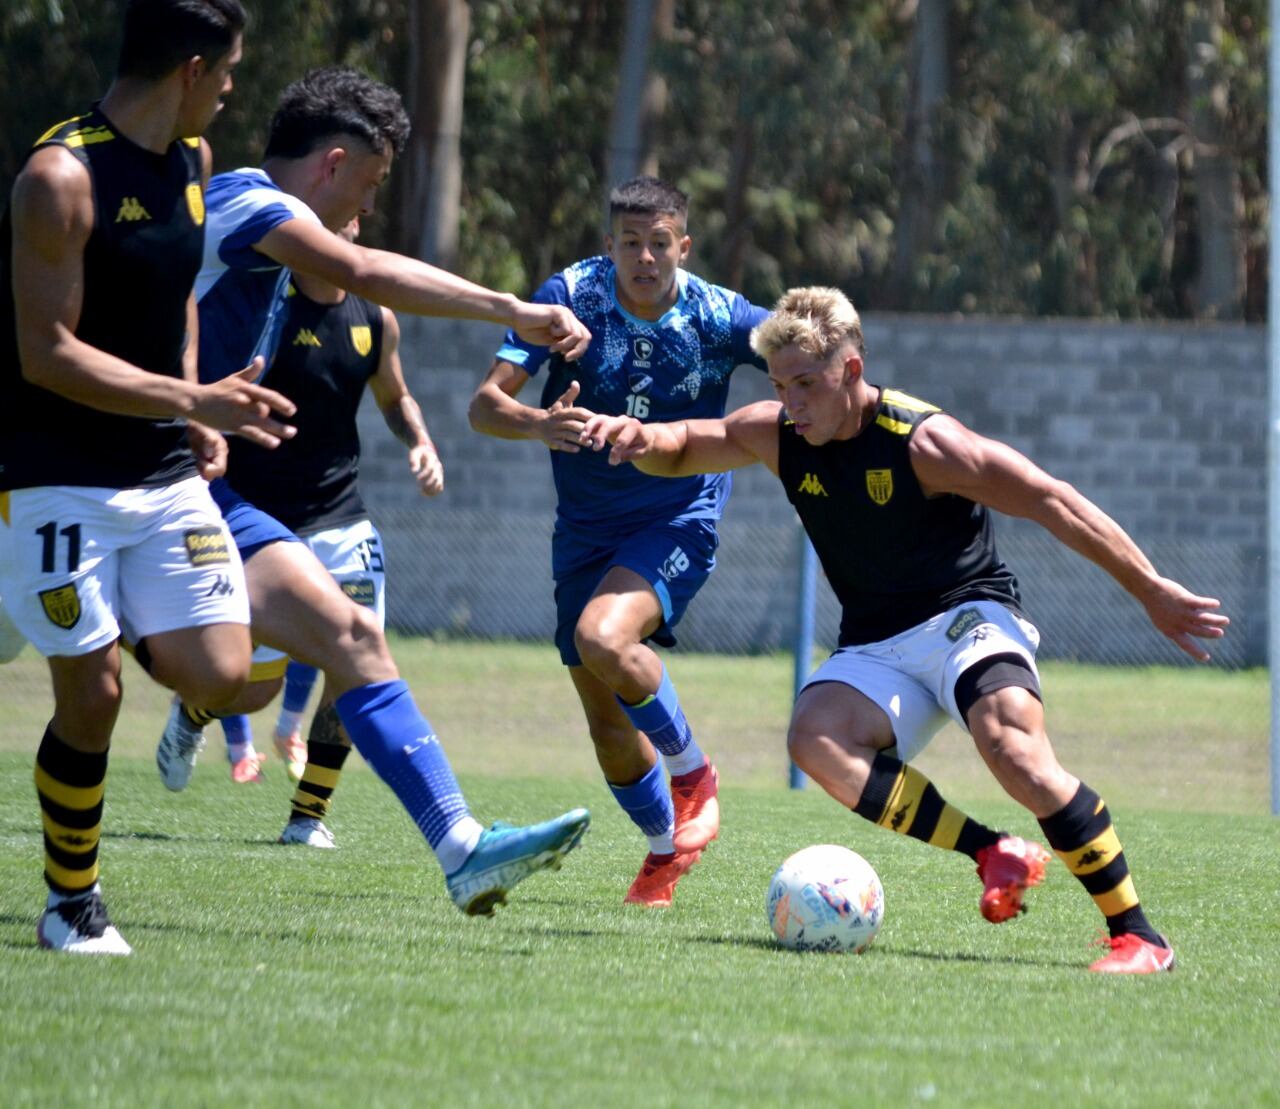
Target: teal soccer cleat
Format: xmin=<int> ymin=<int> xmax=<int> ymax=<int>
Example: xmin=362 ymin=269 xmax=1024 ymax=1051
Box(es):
xmin=446 ymin=808 xmax=590 ymax=916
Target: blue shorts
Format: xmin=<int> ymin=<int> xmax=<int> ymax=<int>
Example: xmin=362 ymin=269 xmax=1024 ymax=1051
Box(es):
xmin=209 ymin=478 xmax=300 ymax=562
xmin=552 ymin=517 xmax=718 ymax=666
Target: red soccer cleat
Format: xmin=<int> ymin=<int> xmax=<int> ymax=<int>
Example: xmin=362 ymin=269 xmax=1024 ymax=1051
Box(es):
xmin=624 ymin=849 xmax=703 ymax=908
xmin=671 ymin=760 xmax=720 ymax=853
xmin=975 ymin=835 xmax=1051 ymax=923
xmin=1089 ymin=932 xmax=1176 ymax=974
xmin=230 ymin=751 xmax=266 ymax=784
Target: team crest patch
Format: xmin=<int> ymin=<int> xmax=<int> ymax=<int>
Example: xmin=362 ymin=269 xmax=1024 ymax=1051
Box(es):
xmin=183 ymin=527 xmax=230 ymax=566
xmin=341 ymin=579 xmax=376 ymax=608
xmin=350 ymin=326 xmax=373 ymax=357
xmin=945 ymin=607 xmax=983 ymax=642
xmin=866 ymin=468 xmax=893 ymax=505
xmin=39 ymin=584 xmax=80 ymax=630
xmin=185 ymin=182 xmax=205 ymax=226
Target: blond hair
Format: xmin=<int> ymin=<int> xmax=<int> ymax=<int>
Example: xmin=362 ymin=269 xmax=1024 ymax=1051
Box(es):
xmin=750 ymin=286 xmax=865 ymax=362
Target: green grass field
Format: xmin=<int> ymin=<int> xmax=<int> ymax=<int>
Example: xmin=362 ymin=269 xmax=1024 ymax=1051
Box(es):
xmin=1 ymin=639 xmax=1277 ymax=1106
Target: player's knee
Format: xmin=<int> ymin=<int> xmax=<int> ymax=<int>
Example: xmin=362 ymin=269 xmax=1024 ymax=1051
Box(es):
xmin=786 ymin=717 xmax=827 ymax=774
xmin=236 ymin=677 xmax=283 ymax=714
xmin=324 ymin=603 xmax=396 ymax=685
xmin=573 ymin=621 xmax=631 ymax=681
xmin=977 ymin=723 xmax=1057 ymax=790
xmin=175 ymin=656 xmax=248 ymax=712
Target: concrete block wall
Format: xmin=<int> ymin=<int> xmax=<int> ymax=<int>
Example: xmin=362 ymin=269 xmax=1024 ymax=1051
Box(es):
xmin=351 ymin=315 xmax=1265 ymax=667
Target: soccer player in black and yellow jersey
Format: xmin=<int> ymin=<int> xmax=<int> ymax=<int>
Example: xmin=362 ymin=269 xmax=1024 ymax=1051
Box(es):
xmin=0 ymin=0 xmax=296 ymax=955
xmin=584 ymin=286 xmax=1229 ymax=974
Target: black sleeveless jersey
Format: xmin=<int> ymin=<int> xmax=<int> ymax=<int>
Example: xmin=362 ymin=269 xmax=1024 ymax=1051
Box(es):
xmin=0 ymin=107 xmax=202 ymax=490
xmin=223 ymin=288 xmax=383 ymax=534
xmin=777 ymin=386 xmax=1021 ymax=645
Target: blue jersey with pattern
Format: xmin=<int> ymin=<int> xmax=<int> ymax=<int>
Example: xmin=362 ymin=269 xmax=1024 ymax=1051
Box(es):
xmin=196 ymin=167 xmax=320 ymax=383
xmin=497 ymin=256 xmax=768 ymax=536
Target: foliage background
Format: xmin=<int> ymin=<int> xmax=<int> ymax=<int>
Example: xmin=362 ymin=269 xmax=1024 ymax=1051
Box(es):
xmin=0 ymin=0 xmax=1269 ymax=319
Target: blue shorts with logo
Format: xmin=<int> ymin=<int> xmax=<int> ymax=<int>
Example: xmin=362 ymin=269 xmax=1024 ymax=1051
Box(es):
xmin=552 ymin=516 xmax=719 ymax=666
xmin=209 ymin=478 xmax=300 ymax=562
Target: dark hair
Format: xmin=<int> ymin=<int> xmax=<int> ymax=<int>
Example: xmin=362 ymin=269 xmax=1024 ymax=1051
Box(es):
xmin=608 ymin=176 xmax=689 ymax=226
xmin=264 ymin=67 xmax=411 ymax=160
xmin=117 ymin=0 xmax=246 ymax=80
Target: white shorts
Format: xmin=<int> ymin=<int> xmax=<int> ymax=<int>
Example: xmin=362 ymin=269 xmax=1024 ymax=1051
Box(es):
xmin=250 ymin=517 xmax=386 ymax=677
xmin=0 ymin=478 xmax=249 ymax=658
xmin=802 ymin=600 xmax=1041 ymax=763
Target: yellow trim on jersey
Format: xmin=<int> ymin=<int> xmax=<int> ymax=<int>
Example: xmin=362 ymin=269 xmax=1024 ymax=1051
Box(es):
xmin=881 ymin=389 xmax=939 ymax=414
xmin=1093 ymin=875 xmax=1139 ymax=916
xmin=34 ymin=765 xmax=105 ymax=811
xmin=249 ymin=657 xmax=290 ymax=683
xmin=63 ymin=126 xmax=115 ymax=149
xmin=875 ymin=413 xmax=915 ymax=436
xmin=1057 ymin=826 xmax=1122 ymax=876
xmin=35 ymin=113 xmax=90 ymax=145
xmin=0 ymin=491 xmax=9 ymax=525
xmin=41 ymin=812 xmax=102 ymax=855
xmin=182 ymin=136 xmax=201 ymax=148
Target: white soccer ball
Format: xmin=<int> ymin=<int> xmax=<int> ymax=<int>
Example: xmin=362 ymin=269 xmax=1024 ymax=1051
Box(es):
xmin=766 ymin=844 xmax=884 ymax=953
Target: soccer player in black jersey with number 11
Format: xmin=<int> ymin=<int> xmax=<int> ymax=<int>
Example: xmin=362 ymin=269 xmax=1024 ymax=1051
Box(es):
xmin=584 ymin=285 xmax=1229 ymax=974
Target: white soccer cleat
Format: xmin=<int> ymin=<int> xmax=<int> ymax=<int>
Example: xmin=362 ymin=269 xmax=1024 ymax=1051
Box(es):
xmin=156 ymin=697 xmax=206 ymax=792
xmin=37 ymin=888 xmax=132 ymax=956
xmin=278 ymin=817 xmax=336 ymax=849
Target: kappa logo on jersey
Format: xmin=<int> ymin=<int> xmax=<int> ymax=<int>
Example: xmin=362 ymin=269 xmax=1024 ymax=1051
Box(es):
xmin=341 ymin=579 xmax=376 ymax=608
xmin=350 ymin=325 xmax=373 ymax=357
xmin=945 ymin=607 xmax=984 ymax=642
xmin=797 ymin=472 xmax=828 ymax=497
xmin=632 ymin=337 xmax=653 ymax=368
xmin=114 ymin=197 xmax=151 ymax=222
xmin=293 ymin=328 xmax=322 ymax=347
xmin=183 ymin=527 xmax=230 ymax=566
xmin=38 ymin=584 xmax=80 ymax=629
xmin=185 ymin=182 xmax=205 ymax=226
xmin=865 ymin=468 xmax=893 ymax=505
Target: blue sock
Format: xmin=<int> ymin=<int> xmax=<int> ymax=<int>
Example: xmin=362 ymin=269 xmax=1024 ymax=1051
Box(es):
xmin=334 ymin=680 xmax=471 ymax=849
xmin=221 ymin=714 xmax=252 ymax=761
xmin=608 ymin=762 xmax=675 ymax=854
xmin=283 ymin=661 xmax=319 ymax=713
xmin=617 ymin=666 xmax=705 ymax=776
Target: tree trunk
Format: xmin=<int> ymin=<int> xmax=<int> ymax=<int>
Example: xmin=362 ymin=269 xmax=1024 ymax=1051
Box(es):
xmin=1186 ymin=0 xmax=1244 ymax=319
xmin=888 ymin=0 xmax=949 ymax=308
xmin=399 ymin=0 xmax=470 ymax=267
xmin=605 ymin=0 xmax=673 ymax=197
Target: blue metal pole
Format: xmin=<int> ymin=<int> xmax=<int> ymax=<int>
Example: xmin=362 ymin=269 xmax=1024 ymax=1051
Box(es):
xmin=790 ymin=528 xmax=817 ymax=789
xmin=1270 ymin=0 xmax=1280 ymax=815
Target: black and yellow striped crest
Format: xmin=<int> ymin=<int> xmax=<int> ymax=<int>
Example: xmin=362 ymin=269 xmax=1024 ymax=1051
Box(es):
xmin=350 ymin=325 xmax=373 ymax=357
xmin=865 ymin=468 xmax=893 ymax=505
xmin=39 ymin=584 xmax=80 ymax=629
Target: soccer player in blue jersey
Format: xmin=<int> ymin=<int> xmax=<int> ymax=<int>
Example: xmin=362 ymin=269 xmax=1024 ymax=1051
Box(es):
xmin=469 ymin=177 xmax=768 ymax=906
xmin=154 ymin=67 xmax=591 ymax=914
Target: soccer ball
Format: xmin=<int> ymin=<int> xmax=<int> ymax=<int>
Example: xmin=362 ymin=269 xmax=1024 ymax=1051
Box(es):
xmin=766 ymin=844 xmax=884 ymax=953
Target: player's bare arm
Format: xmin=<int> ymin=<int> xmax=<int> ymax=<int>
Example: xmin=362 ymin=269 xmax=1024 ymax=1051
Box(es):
xmin=468 ymin=360 xmax=597 ymax=453
xmin=910 ymin=413 xmax=1229 ymax=660
xmin=583 ymin=399 xmax=783 ymax=476
xmin=368 ymin=307 xmax=442 ymax=496
xmin=13 ymin=146 xmax=295 ymax=444
xmin=256 ymin=219 xmax=591 ymax=359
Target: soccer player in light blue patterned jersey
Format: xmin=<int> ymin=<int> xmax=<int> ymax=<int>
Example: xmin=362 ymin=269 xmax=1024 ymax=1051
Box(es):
xmin=470 ymin=177 xmax=768 ymax=906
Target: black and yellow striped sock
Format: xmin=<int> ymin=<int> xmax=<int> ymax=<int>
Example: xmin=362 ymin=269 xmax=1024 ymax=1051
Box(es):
xmin=853 ymin=751 xmax=1000 ymax=859
xmin=180 ymin=702 xmax=219 ymax=729
xmin=1038 ymin=781 xmax=1161 ymax=943
xmin=289 ymin=743 xmax=350 ymax=822
xmin=34 ymin=726 xmax=107 ymax=897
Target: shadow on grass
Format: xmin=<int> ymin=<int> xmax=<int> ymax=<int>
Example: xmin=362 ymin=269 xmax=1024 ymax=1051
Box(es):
xmin=687 ymin=931 xmax=1080 ymax=968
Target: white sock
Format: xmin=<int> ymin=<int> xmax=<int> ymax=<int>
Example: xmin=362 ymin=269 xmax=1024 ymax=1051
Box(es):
xmin=275 ymin=709 xmax=303 ymax=737
xmin=664 ymin=740 xmax=706 ymax=777
xmin=48 ymin=882 xmax=99 ymax=908
xmin=226 ymin=741 xmax=254 ymax=764
xmin=646 ymin=829 xmax=676 ymax=855
xmin=436 ymin=816 xmax=485 ymax=876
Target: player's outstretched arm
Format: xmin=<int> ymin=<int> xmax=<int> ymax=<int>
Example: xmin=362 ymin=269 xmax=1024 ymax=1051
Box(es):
xmin=469 ymin=360 xmax=597 ymax=453
xmin=582 ymin=400 xmax=784 ymax=476
xmin=257 ymin=220 xmax=590 ymax=359
xmin=369 ymin=308 xmax=443 ymax=496
xmin=910 ymin=414 xmax=1230 ymax=661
